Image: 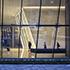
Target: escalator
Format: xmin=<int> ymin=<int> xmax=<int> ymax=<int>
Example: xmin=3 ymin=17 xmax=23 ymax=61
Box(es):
xmin=16 ymin=10 xmax=36 ymax=58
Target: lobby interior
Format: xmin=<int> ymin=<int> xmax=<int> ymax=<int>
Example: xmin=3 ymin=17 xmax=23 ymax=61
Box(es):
xmin=0 ymin=0 xmax=70 ymax=59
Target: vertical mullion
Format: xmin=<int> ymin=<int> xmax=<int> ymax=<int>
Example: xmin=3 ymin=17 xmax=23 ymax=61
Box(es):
xmin=10 ymin=26 xmax=12 ymax=48
xmin=18 ymin=0 xmax=23 ymax=58
xmin=65 ymin=1 xmax=67 ymax=56
xmin=35 ymin=0 xmax=42 ymax=58
xmin=1 ymin=0 xmax=4 ymax=58
xmin=52 ymin=0 xmax=61 ymax=58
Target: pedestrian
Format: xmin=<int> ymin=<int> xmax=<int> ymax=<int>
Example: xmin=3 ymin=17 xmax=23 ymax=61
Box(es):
xmin=44 ymin=42 xmax=47 ymax=49
xmin=28 ymin=41 xmax=32 ymax=58
xmin=57 ymin=42 xmax=60 ymax=49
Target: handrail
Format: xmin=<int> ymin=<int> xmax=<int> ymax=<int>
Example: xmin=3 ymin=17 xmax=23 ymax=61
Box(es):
xmin=22 ymin=10 xmax=36 ymax=48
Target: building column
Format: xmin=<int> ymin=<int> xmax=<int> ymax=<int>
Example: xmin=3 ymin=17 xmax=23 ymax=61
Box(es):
xmin=0 ymin=0 xmax=1 ymax=49
xmin=65 ymin=0 xmax=70 ymax=57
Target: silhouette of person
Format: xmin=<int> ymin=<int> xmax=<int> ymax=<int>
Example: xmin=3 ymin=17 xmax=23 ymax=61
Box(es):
xmin=7 ymin=48 xmax=10 ymax=51
xmin=44 ymin=42 xmax=47 ymax=49
xmin=57 ymin=42 xmax=60 ymax=49
xmin=28 ymin=41 xmax=32 ymax=58
xmin=7 ymin=47 xmax=10 ymax=55
xmin=28 ymin=41 xmax=32 ymax=49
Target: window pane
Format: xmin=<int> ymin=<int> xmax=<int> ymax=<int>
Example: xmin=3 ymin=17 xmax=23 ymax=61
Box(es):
xmin=0 ymin=0 xmax=66 ymax=59
xmin=57 ymin=27 xmax=65 ymax=48
xmin=2 ymin=0 xmax=21 ymax=58
xmin=22 ymin=9 xmax=39 ymax=25
xmin=23 ymin=0 xmax=40 ymax=6
xmin=41 ymin=0 xmax=65 ymax=25
xmin=42 ymin=0 xmax=65 ymax=6
xmin=36 ymin=27 xmax=65 ymax=58
xmin=4 ymin=0 xmax=20 ymax=25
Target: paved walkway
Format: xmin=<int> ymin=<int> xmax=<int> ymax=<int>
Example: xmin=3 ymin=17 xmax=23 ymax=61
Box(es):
xmin=0 ymin=64 xmax=70 ymax=70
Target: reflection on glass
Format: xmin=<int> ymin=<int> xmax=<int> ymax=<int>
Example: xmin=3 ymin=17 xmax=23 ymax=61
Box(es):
xmin=0 ymin=0 xmax=66 ymax=58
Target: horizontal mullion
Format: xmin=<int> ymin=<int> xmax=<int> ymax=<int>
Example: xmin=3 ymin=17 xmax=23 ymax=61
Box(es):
xmin=0 ymin=24 xmax=70 ymax=27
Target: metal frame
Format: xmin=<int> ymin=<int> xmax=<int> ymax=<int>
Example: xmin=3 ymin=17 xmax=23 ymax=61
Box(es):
xmin=1 ymin=0 xmax=70 ymax=64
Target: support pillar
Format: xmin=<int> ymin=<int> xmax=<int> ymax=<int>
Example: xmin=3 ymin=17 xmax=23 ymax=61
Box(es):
xmin=65 ymin=0 xmax=70 ymax=57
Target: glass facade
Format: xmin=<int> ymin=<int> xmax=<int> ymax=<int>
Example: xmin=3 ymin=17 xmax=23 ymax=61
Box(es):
xmin=0 ymin=0 xmax=66 ymax=59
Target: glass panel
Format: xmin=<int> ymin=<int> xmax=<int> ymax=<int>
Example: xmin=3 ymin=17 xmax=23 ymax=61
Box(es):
xmin=41 ymin=0 xmax=65 ymax=25
xmin=37 ymin=27 xmax=55 ymax=49
xmin=22 ymin=0 xmax=40 ymax=25
xmin=4 ymin=0 xmax=20 ymax=25
xmin=2 ymin=26 xmax=17 ymax=58
xmin=59 ymin=9 xmax=65 ymax=25
xmin=42 ymin=0 xmax=65 ymax=6
xmin=23 ymin=0 xmax=65 ymax=25
xmin=54 ymin=27 xmax=65 ymax=58
xmin=23 ymin=0 xmax=40 ymax=6
xmin=36 ymin=27 xmax=54 ymax=58
xmin=41 ymin=10 xmax=58 ymax=25
xmin=2 ymin=0 xmax=21 ymax=58
xmin=23 ymin=9 xmax=39 ymax=25
xmin=23 ymin=0 xmax=65 ymax=6
xmin=36 ymin=27 xmax=65 ymax=58
xmin=57 ymin=27 xmax=65 ymax=49
xmin=0 ymin=0 xmax=66 ymax=59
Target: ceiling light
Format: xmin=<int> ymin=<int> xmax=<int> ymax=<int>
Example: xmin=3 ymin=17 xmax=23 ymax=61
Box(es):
xmin=23 ymin=6 xmax=65 ymax=10
xmin=50 ymin=1 xmax=54 ymax=4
